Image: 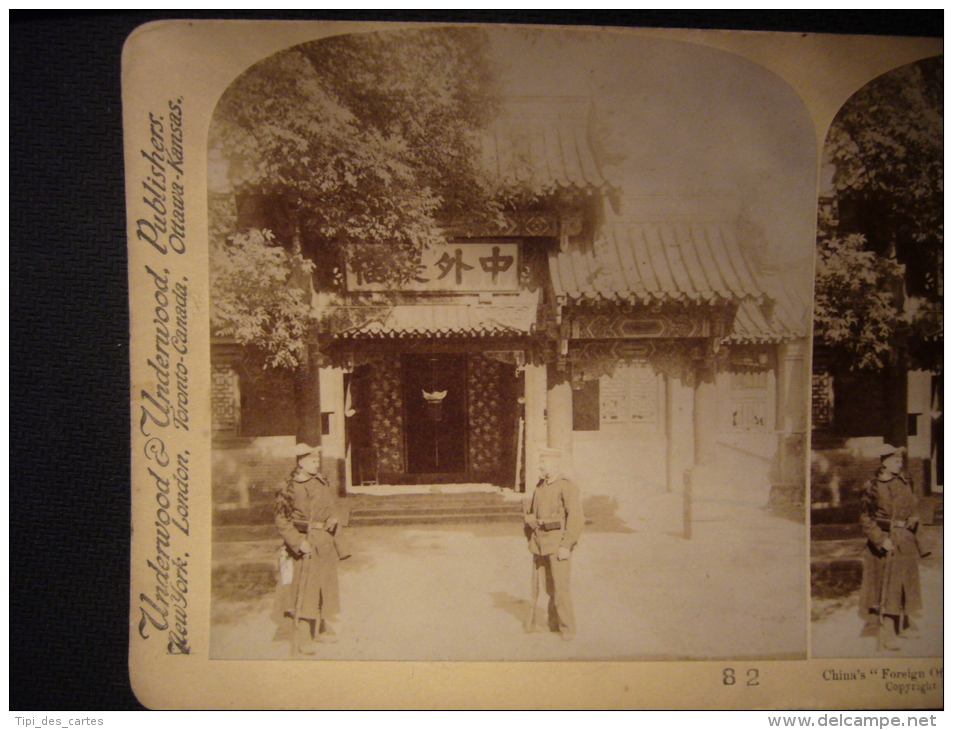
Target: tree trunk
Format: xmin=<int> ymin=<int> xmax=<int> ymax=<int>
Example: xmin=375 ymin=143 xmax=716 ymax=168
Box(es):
xmin=884 ymin=355 xmax=909 ymax=451
xmin=295 ymin=342 xmax=323 ymax=450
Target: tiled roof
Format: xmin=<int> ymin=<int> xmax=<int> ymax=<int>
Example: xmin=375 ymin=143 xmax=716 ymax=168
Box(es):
xmin=479 ymin=97 xmax=615 ymax=194
xmin=333 ymin=299 xmax=539 ymax=339
xmin=725 ymin=260 xmax=813 ymax=343
xmin=550 ymin=218 xmax=765 ymax=305
xmin=728 ymin=298 xmax=793 ymax=344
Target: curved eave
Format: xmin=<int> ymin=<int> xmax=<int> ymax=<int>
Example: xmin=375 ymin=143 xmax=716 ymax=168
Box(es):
xmin=499 ymin=177 xmax=618 ymax=197
xmin=334 ymin=325 xmax=535 ymax=340
xmin=723 ymin=333 xmax=796 ymax=345
xmin=555 ymin=291 xmax=744 ymax=308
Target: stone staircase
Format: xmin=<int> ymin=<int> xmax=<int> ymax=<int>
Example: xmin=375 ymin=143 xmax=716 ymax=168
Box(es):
xmin=345 ymin=491 xmax=524 ymax=527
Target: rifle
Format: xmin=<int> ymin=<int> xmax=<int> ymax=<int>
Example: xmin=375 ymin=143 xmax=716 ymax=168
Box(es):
xmin=877 ymin=497 xmax=901 ymax=651
xmin=876 ymin=545 xmax=895 ymax=651
xmin=292 ymin=548 xmax=312 ymax=656
xmin=523 ymin=492 xmax=541 ymax=633
xmin=526 ymin=557 xmax=541 ymax=632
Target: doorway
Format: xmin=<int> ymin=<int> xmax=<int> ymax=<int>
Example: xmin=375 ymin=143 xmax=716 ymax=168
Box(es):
xmin=402 ymin=354 xmax=468 ymax=477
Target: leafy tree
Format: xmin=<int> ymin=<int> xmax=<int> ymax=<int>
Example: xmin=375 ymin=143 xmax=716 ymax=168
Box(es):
xmin=209 ymin=27 xmax=502 ymax=307
xmin=208 ymin=28 xmax=504 ymax=449
xmin=813 ymin=234 xmax=905 ymax=371
xmin=209 ymin=229 xmax=315 ymax=369
xmin=816 ymin=56 xmax=942 ymax=372
xmin=824 ymin=57 xmax=942 ymax=281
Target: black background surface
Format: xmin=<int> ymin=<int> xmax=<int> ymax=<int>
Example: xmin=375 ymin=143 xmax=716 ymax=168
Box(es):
xmin=9 ymin=11 xmax=942 ymax=711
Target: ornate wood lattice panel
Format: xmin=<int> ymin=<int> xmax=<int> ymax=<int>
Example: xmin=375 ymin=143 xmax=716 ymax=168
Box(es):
xmin=211 ymin=363 xmax=240 ymax=434
xmin=367 ymin=358 xmax=404 ymax=474
xmin=467 ymin=355 xmax=505 ymax=473
xmin=812 ymin=372 xmax=835 ymax=430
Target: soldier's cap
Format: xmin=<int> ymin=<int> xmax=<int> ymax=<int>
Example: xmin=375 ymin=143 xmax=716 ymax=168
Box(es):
xmin=878 ymin=444 xmax=907 ymax=460
xmin=294 ymin=442 xmax=322 ymax=458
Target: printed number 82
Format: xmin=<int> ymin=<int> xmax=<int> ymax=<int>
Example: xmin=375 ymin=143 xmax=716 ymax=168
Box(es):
xmin=723 ymin=668 xmax=760 ymax=686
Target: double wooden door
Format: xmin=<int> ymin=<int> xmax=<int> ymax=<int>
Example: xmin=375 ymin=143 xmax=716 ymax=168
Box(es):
xmin=402 ymin=354 xmax=468 ymax=476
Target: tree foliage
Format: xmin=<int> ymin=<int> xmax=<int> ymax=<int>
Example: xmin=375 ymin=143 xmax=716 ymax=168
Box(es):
xmin=209 ymin=28 xmax=502 ymax=285
xmin=816 ymin=56 xmax=942 ymax=371
xmin=825 ymin=57 xmax=942 ymax=278
xmin=813 ymin=234 xmax=905 ymax=371
xmin=210 ymin=229 xmax=315 ymax=369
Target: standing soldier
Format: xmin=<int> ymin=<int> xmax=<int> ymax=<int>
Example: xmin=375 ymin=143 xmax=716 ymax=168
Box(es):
xmin=858 ymin=444 xmax=924 ymax=651
xmin=275 ymin=445 xmax=346 ymax=655
xmin=523 ymin=447 xmax=583 ymax=640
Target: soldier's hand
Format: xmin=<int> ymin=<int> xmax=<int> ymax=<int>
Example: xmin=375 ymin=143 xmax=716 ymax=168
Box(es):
xmin=524 ymin=516 xmax=539 ymax=530
xmin=557 ymin=547 xmax=571 ymax=561
xmin=882 ymin=538 xmax=895 ymax=553
xmin=906 ymin=516 xmax=919 ymax=530
xmin=299 ymin=540 xmax=314 ymax=555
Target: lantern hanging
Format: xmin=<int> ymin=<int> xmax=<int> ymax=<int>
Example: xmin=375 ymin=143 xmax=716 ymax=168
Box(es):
xmin=422 ymin=389 xmax=447 ymax=421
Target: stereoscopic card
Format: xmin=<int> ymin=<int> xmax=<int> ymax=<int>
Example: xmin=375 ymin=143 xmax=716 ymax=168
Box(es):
xmin=124 ymin=19 xmax=943 ymax=709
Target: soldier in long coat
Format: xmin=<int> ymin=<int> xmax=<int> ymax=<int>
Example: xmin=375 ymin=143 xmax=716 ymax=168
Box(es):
xmin=858 ymin=445 xmax=923 ymax=651
xmin=523 ymin=447 xmax=583 ymax=640
xmin=275 ymin=447 xmax=345 ymax=654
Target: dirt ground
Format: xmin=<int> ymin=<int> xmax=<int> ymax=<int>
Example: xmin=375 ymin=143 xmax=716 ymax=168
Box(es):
xmin=210 ymin=494 xmax=808 ymax=661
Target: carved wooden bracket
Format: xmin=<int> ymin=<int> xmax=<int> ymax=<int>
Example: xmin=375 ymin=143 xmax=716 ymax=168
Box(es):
xmin=567 ymin=339 xmax=711 ymax=387
xmin=572 ymin=311 xmax=708 ymax=339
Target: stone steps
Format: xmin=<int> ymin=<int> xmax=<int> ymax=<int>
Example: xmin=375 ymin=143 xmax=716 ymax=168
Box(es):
xmin=213 ymin=490 xmax=525 ymax=539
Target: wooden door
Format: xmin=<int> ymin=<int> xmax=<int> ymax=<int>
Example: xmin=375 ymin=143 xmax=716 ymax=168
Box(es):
xmin=402 ymin=354 xmax=468 ymax=476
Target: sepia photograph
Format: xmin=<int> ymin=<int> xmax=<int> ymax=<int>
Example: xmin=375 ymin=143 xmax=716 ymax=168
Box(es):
xmin=809 ymin=55 xmax=943 ymax=658
xmin=121 ymin=19 xmax=942 ymax=709
xmin=205 ymin=25 xmax=815 ymax=662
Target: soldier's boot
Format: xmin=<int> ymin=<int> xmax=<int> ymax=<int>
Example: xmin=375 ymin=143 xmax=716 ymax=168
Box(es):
xmin=880 ymin=616 xmax=901 ymax=651
xmin=316 ymin=619 xmax=339 ymax=644
xmin=296 ymin=619 xmax=318 ymax=655
xmin=899 ymin=615 xmax=921 ymax=641
xmin=557 ymin=616 xmax=575 ymax=641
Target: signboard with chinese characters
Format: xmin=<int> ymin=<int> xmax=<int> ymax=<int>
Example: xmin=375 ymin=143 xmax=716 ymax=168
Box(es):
xmin=346 ymin=242 xmax=520 ymax=292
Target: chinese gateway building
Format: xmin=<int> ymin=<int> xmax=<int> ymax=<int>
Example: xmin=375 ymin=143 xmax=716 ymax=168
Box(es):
xmin=210 ymin=99 xmax=811 ymax=519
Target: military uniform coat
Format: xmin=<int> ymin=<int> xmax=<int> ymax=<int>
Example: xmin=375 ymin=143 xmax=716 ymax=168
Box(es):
xmin=858 ymin=469 xmax=922 ymax=617
xmin=523 ymin=474 xmax=583 ymax=633
xmin=524 ymin=475 xmax=583 ymax=556
xmin=275 ymin=473 xmax=343 ymax=622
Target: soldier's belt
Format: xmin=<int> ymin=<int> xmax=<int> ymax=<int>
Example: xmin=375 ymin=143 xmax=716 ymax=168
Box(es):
xmin=876 ymin=519 xmax=908 ymax=530
xmin=539 ymin=520 xmax=563 ymax=532
xmin=293 ymin=520 xmax=326 ymax=534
